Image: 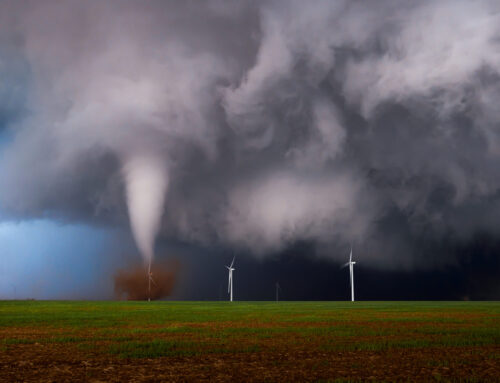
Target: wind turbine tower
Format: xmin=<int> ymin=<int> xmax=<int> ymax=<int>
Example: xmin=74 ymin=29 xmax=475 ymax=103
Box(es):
xmin=148 ymin=262 xmax=157 ymax=302
xmin=226 ymin=257 xmax=235 ymax=302
xmin=341 ymin=247 xmax=356 ymax=302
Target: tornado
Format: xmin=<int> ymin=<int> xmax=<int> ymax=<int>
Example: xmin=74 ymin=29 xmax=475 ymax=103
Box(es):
xmin=123 ymin=154 xmax=168 ymax=267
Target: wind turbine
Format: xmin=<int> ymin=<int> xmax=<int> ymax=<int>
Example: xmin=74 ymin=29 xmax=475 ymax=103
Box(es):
xmin=275 ymin=282 xmax=281 ymax=302
xmin=341 ymin=247 xmax=356 ymax=302
xmin=226 ymin=257 xmax=235 ymax=302
xmin=148 ymin=262 xmax=157 ymax=302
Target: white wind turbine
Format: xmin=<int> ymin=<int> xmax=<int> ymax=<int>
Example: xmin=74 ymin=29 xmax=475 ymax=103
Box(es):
xmin=226 ymin=257 xmax=235 ymax=302
xmin=148 ymin=262 xmax=157 ymax=302
xmin=341 ymin=247 xmax=356 ymax=302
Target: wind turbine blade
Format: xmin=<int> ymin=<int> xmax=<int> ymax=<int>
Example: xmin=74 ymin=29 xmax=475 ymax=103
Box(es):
xmin=230 ymin=256 xmax=235 ymax=268
xmin=340 ymin=262 xmax=349 ymax=269
xmin=149 ymin=275 xmax=157 ymax=287
xmin=350 ymin=247 xmax=352 ymax=262
xmin=228 ymin=272 xmax=231 ymax=293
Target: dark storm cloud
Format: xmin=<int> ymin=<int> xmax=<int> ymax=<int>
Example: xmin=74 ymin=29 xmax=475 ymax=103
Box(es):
xmin=1 ymin=0 xmax=500 ymax=270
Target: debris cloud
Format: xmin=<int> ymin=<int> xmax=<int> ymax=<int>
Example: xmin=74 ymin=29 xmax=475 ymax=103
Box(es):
xmin=114 ymin=260 xmax=178 ymax=301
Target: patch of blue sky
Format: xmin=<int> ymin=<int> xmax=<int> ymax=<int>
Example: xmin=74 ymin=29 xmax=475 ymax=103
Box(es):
xmin=0 ymin=219 xmax=133 ymax=299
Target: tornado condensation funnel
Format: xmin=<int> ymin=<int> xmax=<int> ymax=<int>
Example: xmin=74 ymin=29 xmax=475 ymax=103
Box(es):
xmin=123 ymin=154 xmax=168 ymax=265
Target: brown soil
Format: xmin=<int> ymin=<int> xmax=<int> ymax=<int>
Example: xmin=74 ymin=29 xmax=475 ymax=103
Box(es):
xmin=1 ymin=329 xmax=498 ymax=382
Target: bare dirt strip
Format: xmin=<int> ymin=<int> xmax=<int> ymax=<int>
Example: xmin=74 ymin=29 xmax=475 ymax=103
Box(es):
xmin=1 ymin=328 xmax=499 ymax=382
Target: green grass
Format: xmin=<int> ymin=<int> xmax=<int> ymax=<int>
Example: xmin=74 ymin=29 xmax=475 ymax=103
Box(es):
xmin=107 ymin=338 xmax=260 ymax=358
xmin=108 ymin=339 xmax=200 ymax=358
xmin=2 ymin=338 xmax=37 ymax=345
xmin=0 ymin=301 xmax=498 ymax=358
xmin=0 ymin=301 xmax=497 ymax=327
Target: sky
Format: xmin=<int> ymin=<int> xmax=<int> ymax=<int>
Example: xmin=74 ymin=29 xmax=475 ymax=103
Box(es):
xmin=0 ymin=0 xmax=499 ymax=300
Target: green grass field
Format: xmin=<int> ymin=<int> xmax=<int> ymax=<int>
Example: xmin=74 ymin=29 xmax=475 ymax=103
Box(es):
xmin=0 ymin=301 xmax=499 ymax=382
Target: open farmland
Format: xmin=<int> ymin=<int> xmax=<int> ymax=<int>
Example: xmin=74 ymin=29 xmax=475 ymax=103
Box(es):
xmin=0 ymin=301 xmax=498 ymax=382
